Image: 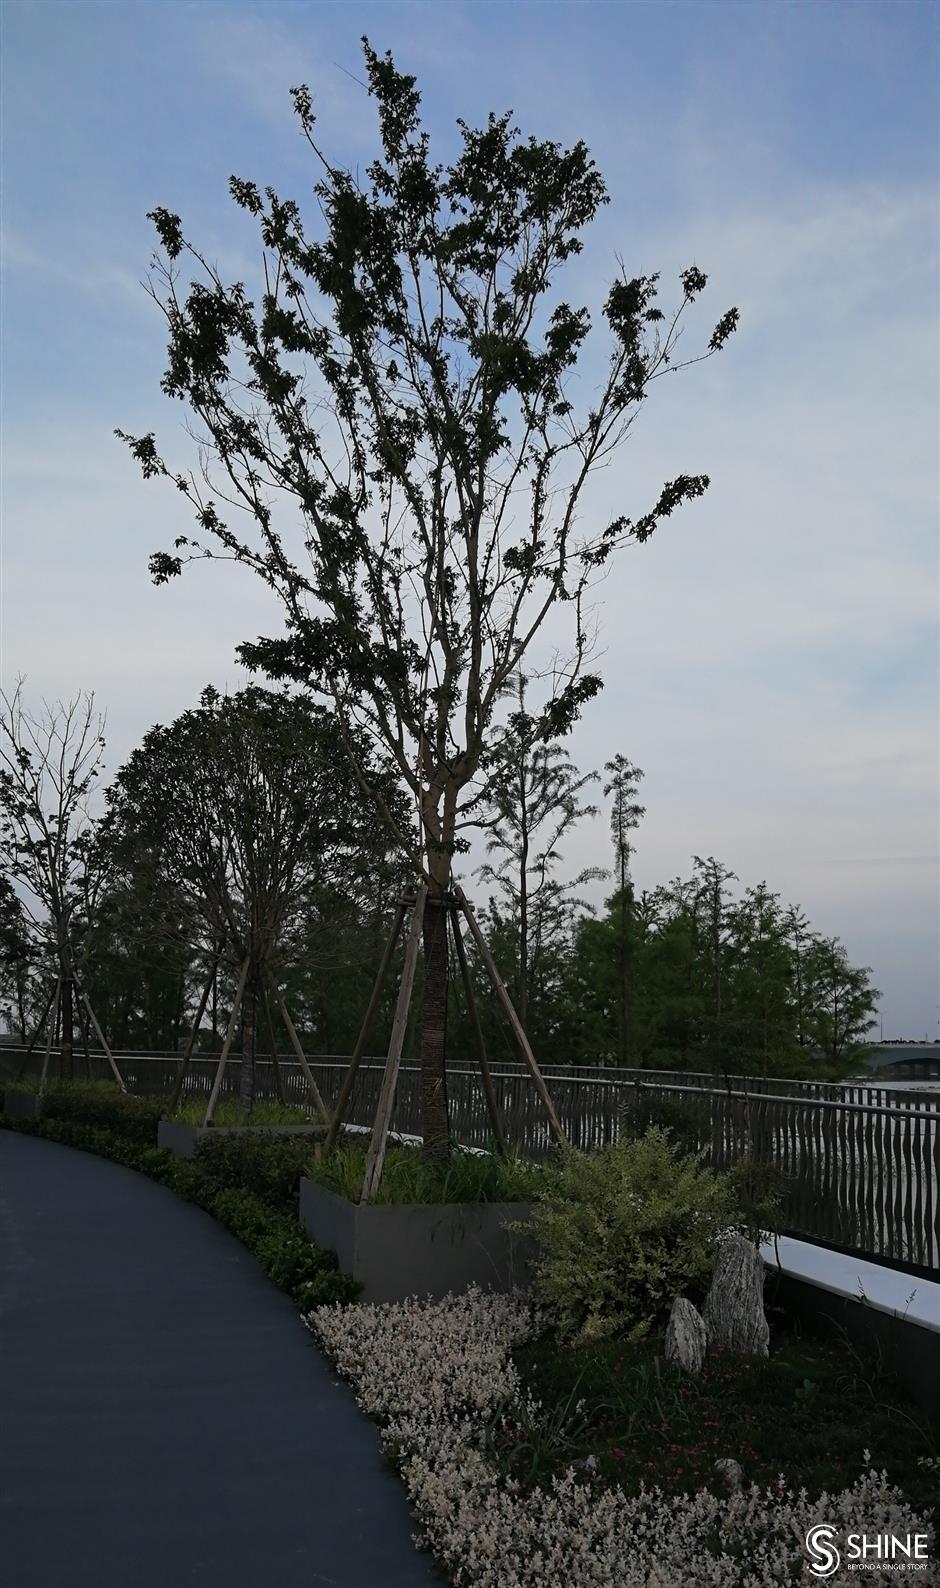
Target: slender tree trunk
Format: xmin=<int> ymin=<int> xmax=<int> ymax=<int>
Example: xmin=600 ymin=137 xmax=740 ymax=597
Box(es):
xmin=262 ymin=987 xmax=285 ymax=1105
xmin=59 ymin=974 xmax=74 ymax=1081
xmin=238 ymin=972 xmax=257 ymax=1115
xmin=518 ymin=766 xmax=530 ymax=1034
xmin=419 ymin=777 xmax=454 ymax=1163
xmin=15 ymin=968 xmax=27 ymax=1043
xmin=421 ymin=887 xmax=450 ymax=1161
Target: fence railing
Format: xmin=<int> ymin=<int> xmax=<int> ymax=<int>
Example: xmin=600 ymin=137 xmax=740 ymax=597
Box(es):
xmin=3 ymin=1048 xmax=938 ymax=1271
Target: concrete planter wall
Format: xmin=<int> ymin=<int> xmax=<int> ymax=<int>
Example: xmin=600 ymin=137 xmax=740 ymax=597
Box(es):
xmin=766 ymin=1268 xmax=940 ymax=1416
xmin=299 ymin=1178 xmax=534 ymax=1302
xmin=4 ymin=1091 xmax=43 ymax=1120
xmin=158 ymin=1121 xmax=323 ymax=1160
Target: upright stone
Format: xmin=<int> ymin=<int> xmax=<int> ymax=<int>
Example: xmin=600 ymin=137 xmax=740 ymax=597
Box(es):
xmin=703 ymin=1234 xmax=769 ymax=1356
xmin=664 ymin=1296 xmax=708 ymax=1375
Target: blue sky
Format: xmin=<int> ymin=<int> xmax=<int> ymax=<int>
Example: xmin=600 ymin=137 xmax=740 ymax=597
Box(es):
xmin=2 ymin=0 xmax=938 ymax=1037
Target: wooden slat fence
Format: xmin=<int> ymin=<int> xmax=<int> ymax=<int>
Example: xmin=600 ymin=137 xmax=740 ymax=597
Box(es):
xmin=3 ymin=1048 xmax=937 ymax=1271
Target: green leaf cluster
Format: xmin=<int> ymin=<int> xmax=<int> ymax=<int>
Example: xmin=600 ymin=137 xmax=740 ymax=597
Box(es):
xmin=527 ymin=1127 xmax=731 ymax=1343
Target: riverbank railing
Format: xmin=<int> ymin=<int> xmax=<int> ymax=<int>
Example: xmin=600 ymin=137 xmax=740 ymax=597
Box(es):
xmin=2 ymin=1048 xmax=937 ymax=1271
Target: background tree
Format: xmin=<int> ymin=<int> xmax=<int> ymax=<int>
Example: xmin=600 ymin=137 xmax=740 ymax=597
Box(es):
xmin=103 ymin=685 xmax=408 ymax=1110
xmin=119 ymin=39 xmax=738 ymax=1156
xmin=723 ymin=882 xmax=797 ymax=1074
xmin=691 ymin=855 xmax=739 ymax=1079
xmin=0 ymin=682 xmax=110 ymax=1078
xmin=566 ymin=852 xmax=879 ymax=1077
xmin=603 ymin=754 xmax=645 ymax=1062
xmin=0 ymin=874 xmax=36 ymax=1041
xmin=802 ymin=935 xmax=880 ymax=1062
xmin=477 ymin=673 xmax=603 ymax=1036
xmin=80 ymin=866 xmax=197 ymax=1052
xmin=784 ymin=903 xmax=813 ymax=1049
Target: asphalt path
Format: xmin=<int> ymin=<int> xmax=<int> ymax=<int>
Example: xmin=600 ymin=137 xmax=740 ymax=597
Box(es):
xmin=0 ymin=1130 xmax=440 ymax=1588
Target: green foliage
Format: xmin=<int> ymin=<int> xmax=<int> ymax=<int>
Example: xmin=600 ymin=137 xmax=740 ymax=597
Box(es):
xmin=308 ymin=1140 xmax=543 ymax=1206
xmin=121 ymin=42 xmax=737 ymax=1170
xmin=171 ymin=1098 xmax=318 ymax=1126
xmin=493 ymin=1328 xmax=939 ymax=1511
xmin=527 ymin=1128 xmax=731 ymax=1343
xmin=41 ymin=1080 xmax=164 ymax=1144
xmin=620 ymin=1090 xmax=713 ymax=1156
xmin=476 ymin=673 xmax=605 ymax=1039
xmin=562 ymin=857 xmax=879 ymax=1076
xmin=200 ymin=1184 xmax=349 ymax=1301
xmin=193 ymin=1130 xmax=322 ymax=1212
xmin=725 ymin=1155 xmax=789 ymax=1246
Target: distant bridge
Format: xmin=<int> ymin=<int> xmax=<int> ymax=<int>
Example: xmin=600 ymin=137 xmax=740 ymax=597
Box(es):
xmin=856 ymin=1044 xmax=940 ymax=1081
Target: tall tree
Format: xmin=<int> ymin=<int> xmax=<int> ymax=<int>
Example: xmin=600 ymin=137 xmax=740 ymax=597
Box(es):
xmin=691 ymin=855 xmax=738 ymax=1077
xmin=603 ymin=754 xmax=645 ymax=1062
xmin=0 ymin=874 xmax=35 ymax=1041
xmin=783 ymin=903 xmax=813 ymax=1049
xmin=725 ymin=882 xmax=796 ymax=1074
xmin=478 ymin=674 xmax=602 ymax=1034
xmin=119 ymin=40 xmax=738 ymax=1155
xmin=103 ymin=686 xmax=407 ymax=1110
xmin=803 ymin=934 xmax=880 ymax=1062
xmin=0 ymin=682 xmax=110 ymax=1078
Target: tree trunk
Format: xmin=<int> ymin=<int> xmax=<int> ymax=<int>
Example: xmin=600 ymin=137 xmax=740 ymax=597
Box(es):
xmin=238 ymin=974 xmax=257 ymax=1115
xmin=59 ymin=975 xmax=74 ymax=1081
xmin=15 ymin=969 xmax=27 ymax=1043
xmin=420 ymin=888 xmax=450 ymax=1162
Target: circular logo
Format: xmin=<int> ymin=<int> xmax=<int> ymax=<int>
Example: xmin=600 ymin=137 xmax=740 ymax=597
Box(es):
xmin=806 ymin=1525 xmax=841 ymax=1579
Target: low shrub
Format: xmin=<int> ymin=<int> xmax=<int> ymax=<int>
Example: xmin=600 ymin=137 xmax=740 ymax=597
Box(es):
xmin=307 ymin=1139 xmax=543 ymax=1206
xmin=526 ymin=1127 xmax=731 ymax=1343
xmin=193 ymin=1130 xmax=322 ymax=1212
xmin=41 ymin=1080 xmax=165 ymax=1145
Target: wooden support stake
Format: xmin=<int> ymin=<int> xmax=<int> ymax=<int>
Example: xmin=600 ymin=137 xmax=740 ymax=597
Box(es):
xmin=360 ymin=885 xmax=428 ymax=1204
xmin=449 ymin=906 xmax=507 ymax=1156
xmin=169 ymin=954 xmax=219 ymax=1112
xmin=454 ymin=885 xmax=568 ymax=1150
xmin=37 ymin=980 xmax=61 ymax=1098
xmin=75 ymin=981 xmax=128 ymax=1093
xmin=17 ymin=979 xmax=58 ymax=1080
xmin=202 ymin=957 xmax=250 ymax=1126
xmin=270 ymin=986 xmax=330 ymax=1125
xmin=322 ymin=899 xmax=409 ymax=1156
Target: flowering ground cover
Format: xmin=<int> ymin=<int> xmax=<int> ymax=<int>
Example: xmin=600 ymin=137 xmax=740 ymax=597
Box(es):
xmin=309 ymin=1288 xmax=937 ymax=1588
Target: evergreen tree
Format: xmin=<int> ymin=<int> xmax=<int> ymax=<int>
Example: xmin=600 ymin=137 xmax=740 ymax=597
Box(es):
xmin=478 ymin=675 xmax=603 ymax=1038
xmin=603 ymin=755 xmax=645 ymax=1061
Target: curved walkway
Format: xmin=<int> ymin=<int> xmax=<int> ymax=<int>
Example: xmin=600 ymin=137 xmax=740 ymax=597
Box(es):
xmin=0 ymin=1132 xmax=440 ymax=1588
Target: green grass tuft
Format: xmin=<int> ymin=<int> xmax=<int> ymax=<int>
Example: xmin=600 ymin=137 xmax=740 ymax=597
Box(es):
xmin=308 ymin=1139 xmax=544 ymax=1205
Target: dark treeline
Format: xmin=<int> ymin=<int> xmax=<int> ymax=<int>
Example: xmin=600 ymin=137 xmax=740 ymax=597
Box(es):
xmin=1 ymin=681 xmax=878 ymax=1082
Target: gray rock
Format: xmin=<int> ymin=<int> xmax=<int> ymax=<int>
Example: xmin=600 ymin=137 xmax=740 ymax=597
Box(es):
xmin=664 ymin=1296 xmax=708 ymax=1375
xmin=714 ymin=1457 xmax=744 ymax=1492
xmin=704 ymin=1234 xmax=770 ymax=1356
